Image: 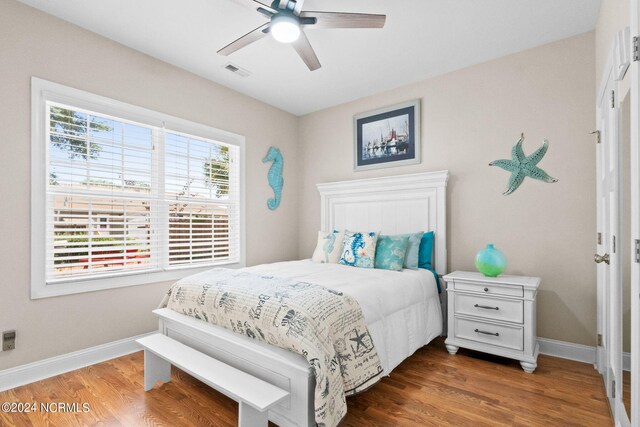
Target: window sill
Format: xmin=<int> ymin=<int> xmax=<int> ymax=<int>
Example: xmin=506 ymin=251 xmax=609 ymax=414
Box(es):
xmin=31 ymin=262 xmax=244 ymax=299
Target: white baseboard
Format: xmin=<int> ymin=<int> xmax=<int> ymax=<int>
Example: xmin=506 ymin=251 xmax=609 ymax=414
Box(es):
xmin=538 ymin=337 xmax=632 ymax=372
xmin=0 ymin=332 xmax=155 ymax=392
xmin=537 ymin=337 xmax=597 ymax=365
xmin=624 ymin=351 xmax=630 ymax=372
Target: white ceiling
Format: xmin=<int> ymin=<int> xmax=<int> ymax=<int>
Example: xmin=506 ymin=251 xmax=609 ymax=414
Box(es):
xmin=18 ymin=0 xmax=601 ymax=116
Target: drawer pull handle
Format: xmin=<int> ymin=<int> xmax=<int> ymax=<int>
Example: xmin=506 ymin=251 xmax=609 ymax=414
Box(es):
xmin=474 ymin=329 xmax=499 ymax=337
xmin=474 ymin=304 xmax=499 ymax=310
xmin=484 ymin=287 xmax=489 ymax=292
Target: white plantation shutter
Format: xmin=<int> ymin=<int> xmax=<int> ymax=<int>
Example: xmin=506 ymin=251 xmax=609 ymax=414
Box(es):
xmin=164 ymin=131 xmax=241 ymax=267
xmin=48 ymin=196 xmax=158 ymax=279
xmin=43 ymin=101 xmax=241 ymax=285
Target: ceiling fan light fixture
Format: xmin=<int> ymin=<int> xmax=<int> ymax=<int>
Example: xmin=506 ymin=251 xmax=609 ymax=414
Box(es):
xmin=270 ymin=14 xmax=300 ymax=43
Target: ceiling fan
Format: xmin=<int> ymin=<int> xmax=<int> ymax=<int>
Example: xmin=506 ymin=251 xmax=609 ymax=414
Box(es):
xmin=219 ymin=0 xmax=386 ymax=71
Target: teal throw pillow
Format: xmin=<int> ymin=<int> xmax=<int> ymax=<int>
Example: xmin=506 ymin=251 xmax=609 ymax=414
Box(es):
xmin=386 ymin=231 xmax=422 ymax=269
xmin=374 ymin=235 xmax=410 ymax=271
xmin=418 ymin=231 xmax=435 ymax=269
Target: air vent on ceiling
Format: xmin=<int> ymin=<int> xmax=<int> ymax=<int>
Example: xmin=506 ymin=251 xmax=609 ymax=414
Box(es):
xmin=223 ymin=63 xmax=251 ymax=77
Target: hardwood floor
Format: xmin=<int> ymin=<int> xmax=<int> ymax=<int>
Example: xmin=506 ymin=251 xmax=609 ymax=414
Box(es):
xmin=0 ymin=337 xmax=612 ymax=427
xmin=624 ymin=370 xmax=631 ymax=420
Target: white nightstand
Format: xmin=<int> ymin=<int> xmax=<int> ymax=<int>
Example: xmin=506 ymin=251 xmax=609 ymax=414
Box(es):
xmin=443 ymin=271 xmax=540 ymax=373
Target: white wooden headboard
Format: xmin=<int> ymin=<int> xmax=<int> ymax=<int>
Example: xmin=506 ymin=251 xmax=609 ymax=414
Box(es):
xmin=316 ymin=171 xmax=449 ymax=276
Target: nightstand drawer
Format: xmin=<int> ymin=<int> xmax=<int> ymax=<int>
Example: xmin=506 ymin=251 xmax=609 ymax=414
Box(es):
xmin=453 ymin=280 xmax=524 ymax=298
xmin=454 ymin=293 xmax=524 ymax=323
xmin=454 ymin=317 xmax=524 ymax=351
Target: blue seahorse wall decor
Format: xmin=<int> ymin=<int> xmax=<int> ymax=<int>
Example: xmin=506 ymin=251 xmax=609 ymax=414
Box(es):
xmin=262 ymin=146 xmax=284 ymax=210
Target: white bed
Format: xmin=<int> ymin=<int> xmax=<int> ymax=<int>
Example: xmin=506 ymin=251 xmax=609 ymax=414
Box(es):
xmin=153 ymin=170 xmax=449 ymax=427
xmin=246 ymin=260 xmax=442 ymax=375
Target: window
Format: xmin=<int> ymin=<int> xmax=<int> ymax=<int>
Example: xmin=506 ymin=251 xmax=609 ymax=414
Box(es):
xmin=31 ymin=78 xmax=245 ymax=298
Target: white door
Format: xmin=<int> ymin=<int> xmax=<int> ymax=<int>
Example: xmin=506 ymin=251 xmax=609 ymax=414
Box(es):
xmin=596 ymin=75 xmax=613 ymax=397
xmin=596 ymin=56 xmax=626 ymax=424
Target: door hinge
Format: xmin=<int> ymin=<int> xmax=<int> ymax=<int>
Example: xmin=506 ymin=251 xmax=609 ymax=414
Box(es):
xmin=612 ymin=235 xmax=616 ymax=253
xmin=597 ymin=232 xmax=602 ymax=245
xmin=633 ymin=36 xmax=639 ymax=62
xmin=597 ymin=333 xmax=602 ymax=346
xmin=611 ymin=90 xmax=615 ymax=108
xmin=635 ymin=239 xmax=640 ymax=263
xmin=612 ymin=380 xmax=616 ymax=398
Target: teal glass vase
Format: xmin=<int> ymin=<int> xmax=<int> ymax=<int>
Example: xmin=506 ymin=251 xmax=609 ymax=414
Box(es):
xmin=475 ymin=244 xmax=506 ymax=277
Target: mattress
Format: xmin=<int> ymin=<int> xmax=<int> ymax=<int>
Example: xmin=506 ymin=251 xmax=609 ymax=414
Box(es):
xmin=246 ymin=260 xmax=443 ymax=374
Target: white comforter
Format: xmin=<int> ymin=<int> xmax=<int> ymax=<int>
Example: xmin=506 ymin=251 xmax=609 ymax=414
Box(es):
xmin=247 ymin=260 xmax=442 ymax=374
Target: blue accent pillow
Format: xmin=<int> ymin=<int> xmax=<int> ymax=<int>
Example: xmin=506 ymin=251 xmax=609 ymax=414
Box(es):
xmin=418 ymin=231 xmax=435 ymax=269
xmin=339 ymin=231 xmax=379 ymax=268
xmin=374 ymin=235 xmax=410 ymax=271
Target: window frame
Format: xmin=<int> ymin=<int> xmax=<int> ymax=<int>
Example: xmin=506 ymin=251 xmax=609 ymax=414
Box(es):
xmin=31 ymin=77 xmax=246 ymax=299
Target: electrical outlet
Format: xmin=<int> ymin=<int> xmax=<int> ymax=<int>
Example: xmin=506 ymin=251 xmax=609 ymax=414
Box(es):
xmin=2 ymin=330 xmax=16 ymax=351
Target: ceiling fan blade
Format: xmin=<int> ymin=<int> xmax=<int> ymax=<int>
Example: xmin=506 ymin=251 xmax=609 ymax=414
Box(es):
xmin=256 ymin=7 xmax=274 ymax=18
xmin=252 ymin=0 xmax=275 ymax=11
xmin=229 ymin=0 xmax=277 ymax=14
xmin=300 ymin=11 xmax=386 ymax=29
xmin=292 ymin=30 xmax=321 ymax=71
xmin=217 ymin=23 xmax=270 ymax=56
xmin=279 ymin=0 xmax=288 ymax=9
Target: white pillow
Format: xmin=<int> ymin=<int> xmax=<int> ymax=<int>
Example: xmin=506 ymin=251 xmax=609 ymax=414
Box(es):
xmin=311 ymin=231 xmax=345 ymax=263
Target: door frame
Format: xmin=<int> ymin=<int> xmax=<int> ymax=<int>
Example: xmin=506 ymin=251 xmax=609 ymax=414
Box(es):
xmin=630 ymin=0 xmax=640 ymax=424
xmin=596 ymin=23 xmax=638 ymax=425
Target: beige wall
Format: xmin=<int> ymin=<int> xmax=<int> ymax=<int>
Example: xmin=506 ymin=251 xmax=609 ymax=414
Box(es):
xmin=298 ymin=32 xmax=597 ymax=346
xmin=0 ymin=0 xmax=603 ymax=371
xmin=0 ymin=0 xmax=299 ymax=370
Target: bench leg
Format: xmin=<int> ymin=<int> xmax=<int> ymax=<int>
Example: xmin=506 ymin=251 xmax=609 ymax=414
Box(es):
xmin=238 ymin=402 xmax=268 ymax=427
xmin=144 ymin=349 xmax=171 ymax=391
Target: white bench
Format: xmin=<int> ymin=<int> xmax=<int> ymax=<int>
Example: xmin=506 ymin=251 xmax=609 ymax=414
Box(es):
xmin=136 ymin=333 xmax=289 ymax=427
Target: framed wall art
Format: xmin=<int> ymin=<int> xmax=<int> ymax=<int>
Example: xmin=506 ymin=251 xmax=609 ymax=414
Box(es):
xmin=353 ymin=99 xmax=421 ymax=171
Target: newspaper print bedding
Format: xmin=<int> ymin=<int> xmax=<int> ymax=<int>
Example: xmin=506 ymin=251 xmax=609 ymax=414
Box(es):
xmin=159 ymin=268 xmax=383 ymax=427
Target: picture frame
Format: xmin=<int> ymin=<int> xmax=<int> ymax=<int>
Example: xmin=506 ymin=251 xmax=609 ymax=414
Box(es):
xmin=353 ymin=99 xmax=421 ymax=171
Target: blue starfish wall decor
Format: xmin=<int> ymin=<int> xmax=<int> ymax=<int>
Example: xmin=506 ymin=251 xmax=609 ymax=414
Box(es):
xmin=489 ymin=133 xmax=558 ymax=195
